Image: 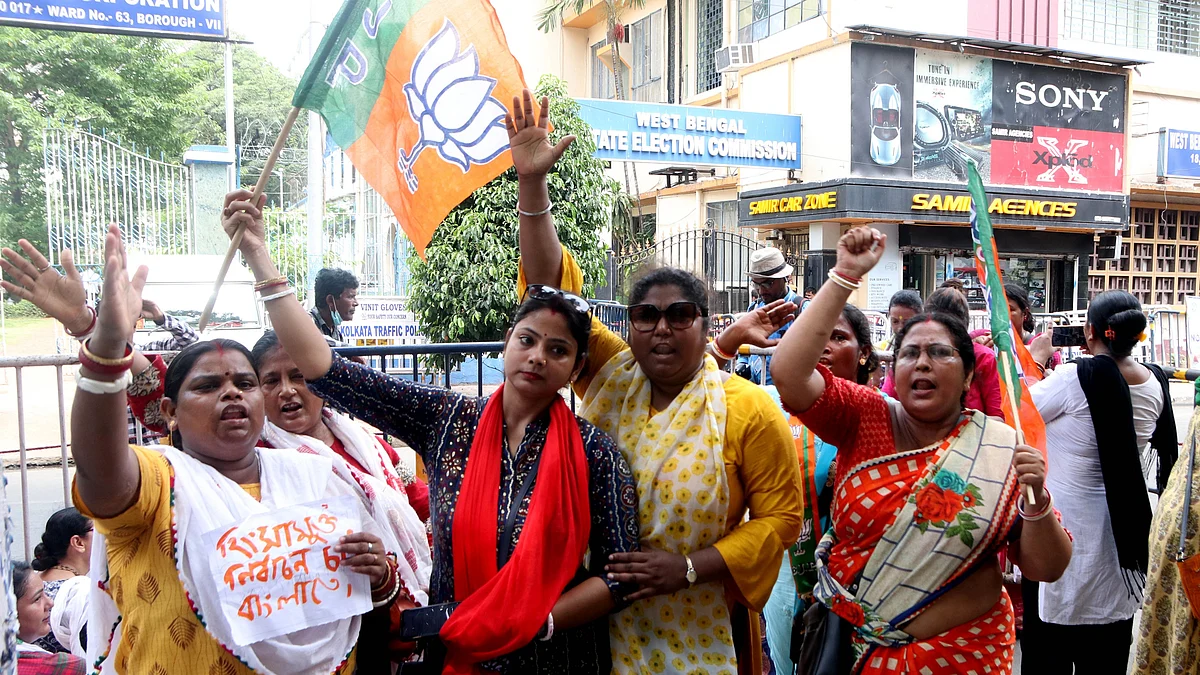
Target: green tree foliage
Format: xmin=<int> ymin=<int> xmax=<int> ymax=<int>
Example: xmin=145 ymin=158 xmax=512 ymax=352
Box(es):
xmin=407 ymin=75 xmax=617 ymax=357
xmin=178 ymin=41 xmax=307 ymax=205
xmin=0 ymin=28 xmax=198 ymax=252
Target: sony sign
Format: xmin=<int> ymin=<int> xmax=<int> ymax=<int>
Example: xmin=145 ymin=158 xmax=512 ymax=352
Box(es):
xmin=1014 ymin=81 xmax=1111 ymax=111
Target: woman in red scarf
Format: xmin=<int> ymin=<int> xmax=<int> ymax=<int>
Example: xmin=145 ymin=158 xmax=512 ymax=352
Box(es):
xmin=215 ymin=104 xmax=641 ymax=673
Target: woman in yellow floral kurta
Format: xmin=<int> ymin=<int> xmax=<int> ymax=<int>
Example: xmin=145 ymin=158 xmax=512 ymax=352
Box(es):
xmin=1133 ymin=405 xmax=1200 ymax=674
xmin=508 ymin=88 xmax=801 ymax=675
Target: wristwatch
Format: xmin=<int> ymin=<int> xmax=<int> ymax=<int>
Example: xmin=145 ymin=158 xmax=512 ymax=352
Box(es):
xmin=684 ymin=555 xmax=698 ymax=587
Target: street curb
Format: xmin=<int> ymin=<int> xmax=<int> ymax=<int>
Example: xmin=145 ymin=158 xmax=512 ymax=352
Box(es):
xmin=3 ymin=457 xmax=73 ymax=471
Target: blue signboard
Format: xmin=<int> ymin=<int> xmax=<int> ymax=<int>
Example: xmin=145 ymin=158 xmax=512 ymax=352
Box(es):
xmin=1159 ymin=127 xmax=1200 ymax=179
xmin=0 ymin=0 xmax=226 ymax=41
xmin=575 ymin=99 xmax=802 ymax=170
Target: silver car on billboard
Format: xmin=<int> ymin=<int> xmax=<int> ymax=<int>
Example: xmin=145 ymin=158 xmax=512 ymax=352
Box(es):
xmin=870 ymin=83 xmax=902 ymax=166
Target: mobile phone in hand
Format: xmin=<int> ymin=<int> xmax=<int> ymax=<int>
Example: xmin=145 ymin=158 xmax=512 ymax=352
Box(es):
xmin=1051 ymin=325 xmax=1086 ymax=347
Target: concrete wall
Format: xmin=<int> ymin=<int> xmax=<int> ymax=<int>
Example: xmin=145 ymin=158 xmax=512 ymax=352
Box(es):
xmin=794 ymin=41 xmax=853 ymax=182
xmin=656 ymin=191 xmax=705 ymax=240
xmin=831 ymin=0 xmax=969 ymax=36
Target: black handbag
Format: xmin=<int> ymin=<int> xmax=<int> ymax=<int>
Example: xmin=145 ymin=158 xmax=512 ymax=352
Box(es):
xmin=396 ymin=602 xmax=459 ymax=675
xmin=794 ymin=600 xmax=853 ymax=675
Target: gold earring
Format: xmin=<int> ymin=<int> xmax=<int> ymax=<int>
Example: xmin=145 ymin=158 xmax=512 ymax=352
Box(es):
xmin=859 ymin=356 xmax=868 ymax=365
xmin=168 ymin=420 xmax=177 ymax=432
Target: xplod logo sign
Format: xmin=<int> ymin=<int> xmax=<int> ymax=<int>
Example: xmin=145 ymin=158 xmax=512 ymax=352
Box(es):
xmin=1032 ymin=138 xmax=1092 ymax=185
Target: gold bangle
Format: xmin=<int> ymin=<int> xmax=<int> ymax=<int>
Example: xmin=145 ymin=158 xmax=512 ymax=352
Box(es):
xmin=81 ymin=339 xmax=134 ymax=367
xmin=254 ymin=275 xmax=289 ymax=291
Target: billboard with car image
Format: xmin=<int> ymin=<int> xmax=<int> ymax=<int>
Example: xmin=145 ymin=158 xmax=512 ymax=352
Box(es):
xmin=850 ymin=42 xmax=1127 ymax=193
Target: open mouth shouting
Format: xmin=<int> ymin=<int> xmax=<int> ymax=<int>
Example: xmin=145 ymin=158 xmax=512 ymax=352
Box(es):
xmin=909 ymin=376 xmax=937 ymax=398
xmin=278 ymin=400 xmax=305 ymax=421
xmin=219 ymin=404 xmax=251 ymax=428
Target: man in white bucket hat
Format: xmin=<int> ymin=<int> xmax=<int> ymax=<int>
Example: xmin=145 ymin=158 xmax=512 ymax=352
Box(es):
xmin=740 ymin=247 xmax=799 ymax=385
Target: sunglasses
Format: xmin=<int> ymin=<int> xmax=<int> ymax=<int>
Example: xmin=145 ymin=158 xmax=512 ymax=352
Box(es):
xmin=522 ymin=284 xmax=592 ymax=315
xmin=627 ymin=302 xmax=704 ymax=332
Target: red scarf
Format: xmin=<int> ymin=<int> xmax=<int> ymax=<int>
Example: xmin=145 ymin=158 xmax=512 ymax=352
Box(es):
xmin=439 ymin=384 xmax=591 ymax=673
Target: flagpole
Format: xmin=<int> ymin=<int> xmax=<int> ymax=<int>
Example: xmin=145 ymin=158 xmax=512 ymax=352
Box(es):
xmin=198 ymin=106 xmax=303 ymax=332
xmin=999 ymin=350 xmax=1039 ymax=505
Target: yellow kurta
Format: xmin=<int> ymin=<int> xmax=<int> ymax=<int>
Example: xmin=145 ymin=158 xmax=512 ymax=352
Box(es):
xmin=1133 ymin=412 xmax=1200 ymax=674
xmin=519 ymin=249 xmax=803 ymax=673
xmin=73 ymin=445 xmax=357 ymax=675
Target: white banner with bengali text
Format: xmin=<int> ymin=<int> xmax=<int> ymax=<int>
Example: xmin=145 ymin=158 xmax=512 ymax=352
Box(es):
xmin=201 ymin=495 xmax=371 ymax=646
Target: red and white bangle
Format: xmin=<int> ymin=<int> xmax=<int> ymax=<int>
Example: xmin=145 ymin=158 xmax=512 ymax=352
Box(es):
xmin=1018 ymin=488 xmax=1054 ymax=521
xmin=827 ymin=269 xmax=862 ymax=291
xmin=78 ymin=340 xmax=134 ymax=375
xmin=710 ymin=338 xmax=736 ymax=361
xmin=371 ymin=558 xmax=400 ymax=608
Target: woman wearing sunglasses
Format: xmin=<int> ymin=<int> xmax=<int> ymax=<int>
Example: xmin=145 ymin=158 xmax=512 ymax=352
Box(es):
xmin=769 ymin=227 xmax=1072 ymax=675
xmin=216 ymin=177 xmax=640 ymax=672
xmin=510 ymin=90 xmax=802 ymax=675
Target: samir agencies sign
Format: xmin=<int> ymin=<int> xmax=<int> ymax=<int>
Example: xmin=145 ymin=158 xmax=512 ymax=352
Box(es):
xmin=739 ymin=177 xmax=1128 ymax=230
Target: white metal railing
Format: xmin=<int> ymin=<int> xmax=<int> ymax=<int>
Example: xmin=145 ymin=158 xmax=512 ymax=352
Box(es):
xmin=0 ymin=354 xmax=75 ymax=560
xmin=43 ymin=125 xmax=194 ymax=267
xmin=0 ymin=352 xmax=169 ymax=560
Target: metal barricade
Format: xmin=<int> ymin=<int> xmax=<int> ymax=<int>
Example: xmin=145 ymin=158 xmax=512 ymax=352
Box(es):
xmin=589 ymin=300 xmax=627 ymax=339
xmin=0 ymin=354 xmax=76 ymax=560
xmin=1149 ymin=309 xmax=1189 ymax=371
xmin=0 ymin=342 xmax=510 ymax=561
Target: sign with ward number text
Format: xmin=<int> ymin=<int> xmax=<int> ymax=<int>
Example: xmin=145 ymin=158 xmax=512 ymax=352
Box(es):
xmin=201 ymin=495 xmax=371 ymax=646
xmin=0 ymin=0 xmax=227 ymax=41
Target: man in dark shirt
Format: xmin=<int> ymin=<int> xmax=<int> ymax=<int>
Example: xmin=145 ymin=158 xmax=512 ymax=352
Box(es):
xmin=309 ymin=267 xmax=360 ymax=345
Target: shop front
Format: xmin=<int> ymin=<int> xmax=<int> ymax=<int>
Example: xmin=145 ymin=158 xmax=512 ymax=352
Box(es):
xmin=734 ymin=36 xmax=1132 ymax=313
xmin=738 ymin=176 xmax=1128 ymax=312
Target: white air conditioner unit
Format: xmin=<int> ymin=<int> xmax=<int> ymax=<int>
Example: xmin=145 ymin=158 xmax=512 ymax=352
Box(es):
xmin=715 ymin=44 xmax=755 ymax=72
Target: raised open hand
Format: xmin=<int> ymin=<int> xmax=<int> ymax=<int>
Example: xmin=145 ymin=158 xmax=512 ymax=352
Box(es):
xmin=505 ymin=89 xmax=575 ymax=179
xmin=91 ymin=225 xmax=148 ymax=355
xmin=835 ymin=227 xmax=887 ymax=280
xmin=716 ymin=298 xmax=799 ymax=355
xmin=0 ymin=241 xmax=92 ymax=334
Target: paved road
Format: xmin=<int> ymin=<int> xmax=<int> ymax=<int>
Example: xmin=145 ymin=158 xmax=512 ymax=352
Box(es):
xmin=5 ymin=464 xmax=74 ymax=561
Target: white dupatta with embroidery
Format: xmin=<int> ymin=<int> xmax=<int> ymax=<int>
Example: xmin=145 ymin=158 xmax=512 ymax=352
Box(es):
xmin=87 ymin=446 xmax=369 ymax=675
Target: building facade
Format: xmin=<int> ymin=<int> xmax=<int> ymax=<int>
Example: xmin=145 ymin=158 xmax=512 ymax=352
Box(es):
xmin=508 ymin=0 xmax=1200 ymax=312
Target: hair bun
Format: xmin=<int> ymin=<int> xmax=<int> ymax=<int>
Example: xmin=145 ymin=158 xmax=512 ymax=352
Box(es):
xmin=1106 ymin=308 xmax=1146 ymax=337
xmin=31 ymin=543 xmax=53 ymax=571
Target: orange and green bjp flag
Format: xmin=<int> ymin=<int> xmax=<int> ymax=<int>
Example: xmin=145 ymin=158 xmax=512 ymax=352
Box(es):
xmin=294 ymin=0 xmax=529 ymax=257
xmin=966 ymin=160 xmax=1048 ymax=461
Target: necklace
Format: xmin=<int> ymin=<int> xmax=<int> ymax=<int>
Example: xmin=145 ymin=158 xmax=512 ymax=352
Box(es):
xmin=52 ymin=564 xmax=78 ymax=576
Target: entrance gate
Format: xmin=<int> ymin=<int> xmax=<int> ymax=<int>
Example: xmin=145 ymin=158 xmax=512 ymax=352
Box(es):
xmin=612 ymin=221 xmax=764 ymax=315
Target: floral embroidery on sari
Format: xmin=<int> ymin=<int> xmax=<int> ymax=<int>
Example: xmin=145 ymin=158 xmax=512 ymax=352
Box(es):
xmin=911 ymin=469 xmax=986 ymax=547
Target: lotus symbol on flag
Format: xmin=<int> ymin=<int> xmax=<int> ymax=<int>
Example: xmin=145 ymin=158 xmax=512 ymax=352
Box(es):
xmin=398 ymin=19 xmax=510 ymax=192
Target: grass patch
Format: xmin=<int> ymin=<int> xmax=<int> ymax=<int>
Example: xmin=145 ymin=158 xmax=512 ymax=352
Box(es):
xmin=0 ymin=316 xmax=60 ymax=355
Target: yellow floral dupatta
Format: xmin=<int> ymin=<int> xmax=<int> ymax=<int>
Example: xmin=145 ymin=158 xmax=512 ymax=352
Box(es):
xmin=582 ymin=351 xmax=736 ymax=674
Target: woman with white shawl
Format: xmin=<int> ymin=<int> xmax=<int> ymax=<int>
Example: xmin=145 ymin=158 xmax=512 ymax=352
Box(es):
xmin=65 ymin=227 xmax=412 ymax=675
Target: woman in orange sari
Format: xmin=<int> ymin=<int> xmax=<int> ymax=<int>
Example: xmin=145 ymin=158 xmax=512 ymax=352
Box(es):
xmin=771 ymin=227 xmax=1072 ymax=674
